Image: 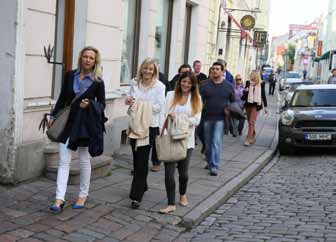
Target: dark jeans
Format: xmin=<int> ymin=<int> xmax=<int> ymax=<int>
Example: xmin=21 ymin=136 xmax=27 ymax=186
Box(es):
xmin=164 ymin=149 xmax=193 ymax=205
xmin=196 ymin=116 xmax=205 ymax=152
xmin=269 ymin=82 xmax=276 ymax=95
xmin=224 ymin=108 xmax=233 ymax=134
xmin=150 ymin=127 xmax=160 ymax=166
xmin=129 ymin=128 xmax=158 ymax=202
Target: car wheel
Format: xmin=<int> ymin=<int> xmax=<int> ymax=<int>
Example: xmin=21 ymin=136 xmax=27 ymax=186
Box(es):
xmin=278 ymin=141 xmax=293 ymax=155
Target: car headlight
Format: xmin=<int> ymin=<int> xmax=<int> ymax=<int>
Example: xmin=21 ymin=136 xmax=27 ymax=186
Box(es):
xmin=280 ymin=110 xmax=295 ymax=126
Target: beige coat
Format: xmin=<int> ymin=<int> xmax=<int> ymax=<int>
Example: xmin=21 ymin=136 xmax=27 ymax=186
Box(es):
xmin=127 ymin=100 xmax=152 ymax=148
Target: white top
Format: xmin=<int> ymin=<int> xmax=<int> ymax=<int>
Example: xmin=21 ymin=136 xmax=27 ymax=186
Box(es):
xmin=128 ymin=78 xmax=166 ymax=128
xmin=165 ymin=91 xmax=202 ymax=149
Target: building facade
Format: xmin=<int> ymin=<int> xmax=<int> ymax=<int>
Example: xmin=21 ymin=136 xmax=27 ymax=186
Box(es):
xmin=0 ymin=0 xmax=223 ymax=184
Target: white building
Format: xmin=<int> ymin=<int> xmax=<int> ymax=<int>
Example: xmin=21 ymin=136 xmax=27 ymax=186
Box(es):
xmin=0 ymin=0 xmax=223 ymax=184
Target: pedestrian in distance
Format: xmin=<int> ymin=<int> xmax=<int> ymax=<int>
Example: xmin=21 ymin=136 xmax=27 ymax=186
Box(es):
xmin=217 ymin=59 xmax=234 ymax=135
xmin=243 ymin=70 xmax=268 ymax=146
xmin=192 ymin=60 xmax=208 ymax=84
xmin=48 ymin=46 xmax=106 ymax=213
xmin=328 ymin=68 xmax=336 ymax=84
xmin=200 ymin=62 xmax=235 ymax=176
xmin=268 ymin=72 xmax=277 ymax=95
xmin=159 ymin=72 xmax=202 ymax=214
xmin=303 ymin=69 xmax=307 ymax=80
xmin=232 ymin=74 xmax=245 ymax=137
xmin=125 ymin=58 xmax=165 ymax=209
xmin=169 ymin=64 xmax=192 ymax=91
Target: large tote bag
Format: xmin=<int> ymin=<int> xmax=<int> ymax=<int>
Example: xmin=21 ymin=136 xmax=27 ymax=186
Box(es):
xmin=155 ymin=117 xmax=188 ymax=163
xmin=46 ymin=106 xmax=71 ymax=142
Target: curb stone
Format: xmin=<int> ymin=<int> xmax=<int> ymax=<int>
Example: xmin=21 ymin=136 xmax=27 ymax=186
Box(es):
xmin=182 ymin=114 xmax=279 ymax=229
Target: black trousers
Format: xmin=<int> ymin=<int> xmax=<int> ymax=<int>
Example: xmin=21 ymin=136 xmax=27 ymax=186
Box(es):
xmin=269 ymin=82 xmax=276 ymax=95
xmin=164 ymin=149 xmax=193 ymax=205
xmin=150 ymin=127 xmax=160 ymax=166
xmin=129 ymin=127 xmax=159 ymax=202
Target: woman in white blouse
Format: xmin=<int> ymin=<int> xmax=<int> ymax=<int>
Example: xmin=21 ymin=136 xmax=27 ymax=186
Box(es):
xmin=159 ymin=72 xmax=202 ymax=214
xmin=125 ymin=58 xmax=166 ymax=209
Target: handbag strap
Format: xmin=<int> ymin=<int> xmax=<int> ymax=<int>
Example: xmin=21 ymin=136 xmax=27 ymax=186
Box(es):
xmin=70 ymin=79 xmax=94 ymax=105
xmin=160 ymin=117 xmax=169 ymax=136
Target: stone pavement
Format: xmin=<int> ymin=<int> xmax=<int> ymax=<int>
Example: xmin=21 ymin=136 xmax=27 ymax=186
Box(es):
xmin=188 ymin=151 xmax=336 ymax=242
xmin=0 ymin=94 xmax=278 ymax=242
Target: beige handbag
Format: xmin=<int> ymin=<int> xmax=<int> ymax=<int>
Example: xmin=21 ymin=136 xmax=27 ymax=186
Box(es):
xmin=156 ymin=117 xmax=188 ymax=163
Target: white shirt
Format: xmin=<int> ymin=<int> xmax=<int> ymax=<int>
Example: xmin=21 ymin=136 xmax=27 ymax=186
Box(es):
xmin=165 ymin=91 xmax=202 ymax=149
xmin=128 ymin=78 xmax=166 ymax=128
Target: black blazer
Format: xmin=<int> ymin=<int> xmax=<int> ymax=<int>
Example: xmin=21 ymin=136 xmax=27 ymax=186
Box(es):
xmin=52 ymin=70 xmax=106 ymax=144
xmin=243 ymin=80 xmax=267 ymax=110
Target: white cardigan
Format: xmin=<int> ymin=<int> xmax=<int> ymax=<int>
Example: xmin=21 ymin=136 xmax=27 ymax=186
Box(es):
xmin=165 ymin=91 xmax=202 ymax=149
xmin=128 ymin=79 xmax=166 ymax=128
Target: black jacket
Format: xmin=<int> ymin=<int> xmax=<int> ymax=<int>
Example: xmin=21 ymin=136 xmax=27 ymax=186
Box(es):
xmin=67 ymin=100 xmax=106 ymax=156
xmin=52 ymin=70 xmax=106 ymax=148
xmin=243 ymin=81 xmax=267 ymax=110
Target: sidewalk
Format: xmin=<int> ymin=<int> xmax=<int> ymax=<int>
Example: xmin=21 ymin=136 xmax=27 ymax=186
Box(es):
xmin=0 ymin=95 xmax=278 ymax=242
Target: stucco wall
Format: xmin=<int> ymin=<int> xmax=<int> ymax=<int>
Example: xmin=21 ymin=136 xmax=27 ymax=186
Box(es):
xmin=0 ymin=0 xmax=17 ymax=183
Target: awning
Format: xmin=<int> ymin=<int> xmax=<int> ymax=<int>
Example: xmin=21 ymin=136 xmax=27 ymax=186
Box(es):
xmin=226 ymin=12 xmax=253 ymax=43
xmin=320 ymin=50 xmax=330 ymax=60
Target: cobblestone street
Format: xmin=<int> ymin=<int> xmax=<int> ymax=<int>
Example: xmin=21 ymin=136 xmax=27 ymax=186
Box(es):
xmin=188 ymin=153 xmax=336 ymax=242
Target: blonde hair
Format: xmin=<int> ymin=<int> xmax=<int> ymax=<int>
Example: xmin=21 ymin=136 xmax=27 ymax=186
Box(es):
xmin=77 ymin=46 xmax=103 ymax=81
xmin=171 ymin=72 xmax=202 ymax=115
xmin=136 ymin=58 xmax=159 ymax=88
xmin=250 ymin=70 xmax=261 ymax=85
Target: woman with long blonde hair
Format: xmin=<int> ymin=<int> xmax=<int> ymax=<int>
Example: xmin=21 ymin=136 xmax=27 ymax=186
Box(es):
xmin=243 ymin=70 xmax=268 ymax=146
xmin=125 ymin=58 xmax=166 ymax=209
xmin=49 ymin=46 xmax=106 ymax=212
xmin=159 ymin=71 xmax=202 ymax=214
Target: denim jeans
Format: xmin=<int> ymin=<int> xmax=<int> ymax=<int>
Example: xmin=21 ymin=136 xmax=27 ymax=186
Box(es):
xmin=204 ymin=120 xmax=224 ymax=169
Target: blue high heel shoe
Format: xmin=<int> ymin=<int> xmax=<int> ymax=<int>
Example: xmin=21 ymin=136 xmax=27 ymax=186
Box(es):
xmin=49 ymin=201 xmax=65 ymax=213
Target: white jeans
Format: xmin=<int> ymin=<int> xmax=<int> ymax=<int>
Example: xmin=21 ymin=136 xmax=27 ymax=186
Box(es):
xmin=56 ymin=141 xmax=91 ymax=201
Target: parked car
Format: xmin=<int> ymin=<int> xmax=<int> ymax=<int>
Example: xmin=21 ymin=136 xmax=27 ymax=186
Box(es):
xmin=279 ymin=71 xmax=301 ymax=91
xmin=278 ymin=84 xmax=336 ymax=155
xmin=282 ymin=81 xmax=313 ymax=106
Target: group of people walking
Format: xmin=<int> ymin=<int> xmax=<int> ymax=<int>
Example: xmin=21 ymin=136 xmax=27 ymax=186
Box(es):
xmin=47 ymin=46 xmax=268 ymax=215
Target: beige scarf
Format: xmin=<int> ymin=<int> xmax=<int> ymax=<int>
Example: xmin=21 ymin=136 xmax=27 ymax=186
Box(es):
xmin=247 ymin=82 xmax=262 ymax=105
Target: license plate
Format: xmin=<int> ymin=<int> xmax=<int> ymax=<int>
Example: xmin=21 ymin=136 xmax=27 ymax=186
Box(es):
xmin=304 ymin=133 xmax=332 ymax=140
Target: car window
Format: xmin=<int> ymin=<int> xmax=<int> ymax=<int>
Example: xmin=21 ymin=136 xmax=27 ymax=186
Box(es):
xmin=286 ymin=72 xmax=300 ymax=78
xmin=291 ymin=89 xmax=336 ymax=107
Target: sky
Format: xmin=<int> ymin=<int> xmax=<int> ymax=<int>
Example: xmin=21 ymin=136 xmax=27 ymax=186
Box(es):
xmin=269 ymin=0 xmax=329 ymax=38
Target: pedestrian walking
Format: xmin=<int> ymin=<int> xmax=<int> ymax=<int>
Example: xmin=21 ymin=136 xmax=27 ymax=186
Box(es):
xmin=125 ymin=58 xmax=165 ymax=209
xmin=328 ymin=68 xmax=336 ymax=84
xmin=193 ymin=60 xmax=208 ymax=84
xmin=201 ymin=62 xmax=234 ymax=176
xmin=232 ymin=74 xmax=245 ymax=136
xmin=48 ymin=46 xmax=106 ymax=212
xmin=217 ymin=59 xmax=234 ymax=135
xmin=268 ymin=72 xmax=276 ymax=95
xmin=303 ymin=69 xmax=307 ymax=80
xmin=169 ymin=64 xmax=192 ymax=91
xmin=243 ymin=70 xmax=268 ymax=146
xmin=159 ymin=72 xmax=202 ymax=214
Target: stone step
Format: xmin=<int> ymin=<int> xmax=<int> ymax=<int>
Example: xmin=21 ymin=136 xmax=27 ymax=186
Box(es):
xmin=45 ymin=155 xmax=113 ymax=184
xmin=44 ymin=144 xmax=112 ymax=184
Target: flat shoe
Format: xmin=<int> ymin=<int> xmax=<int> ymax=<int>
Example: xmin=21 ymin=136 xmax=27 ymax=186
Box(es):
xmin=150 ymin=165 xmax=160 ymax=172
xmin=179 ymin=196 xmax=188 ymax=207
xmin=49 ymin=201 xmax=65 ymax=213
xmin=159 ymin=205 xmax=176 ymax=214
xmin=72 ymin=204 xmax=85 ymax=209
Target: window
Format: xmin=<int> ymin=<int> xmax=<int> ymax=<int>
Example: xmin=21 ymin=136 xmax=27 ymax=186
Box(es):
xmin=154 ymin=0 xmax=173 ymax=76
xmin=120 ymin=0 xmax=141 ymax=84
xmin=182 ymin=3 xmax=192 ymax=64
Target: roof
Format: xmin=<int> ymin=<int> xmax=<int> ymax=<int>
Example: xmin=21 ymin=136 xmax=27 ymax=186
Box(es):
xmin=296 ymin=84 xmax=336 ymax=90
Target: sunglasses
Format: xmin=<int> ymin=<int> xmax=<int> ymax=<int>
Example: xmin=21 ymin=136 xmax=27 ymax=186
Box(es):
xmin=236 ymin=78 xmax=242 ymax=81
